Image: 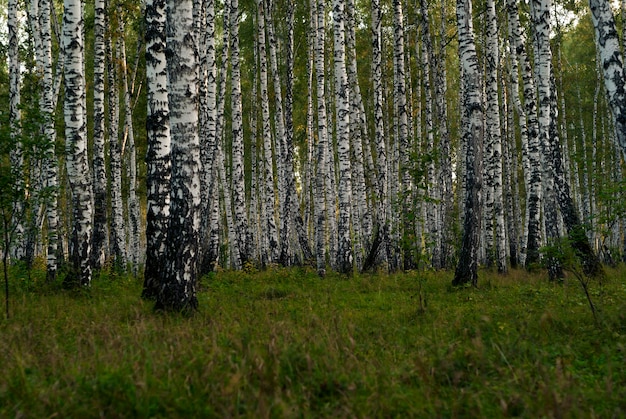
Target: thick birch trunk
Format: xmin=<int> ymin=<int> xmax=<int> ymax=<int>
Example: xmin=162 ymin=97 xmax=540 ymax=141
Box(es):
xmin=156 ymin=0 xmax=201 ymax=311
xmin=63 ymin=0 xmax=93 ymax=286
xmin=453 ymin=0 xmax=484 ymax=287
xmin=143 ymin=0 xmax=171 ymax=299
xmin=589 ymin=0 xmax=626 ymax=161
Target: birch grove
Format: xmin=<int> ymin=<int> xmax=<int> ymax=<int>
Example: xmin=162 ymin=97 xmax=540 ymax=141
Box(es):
xmin=1 ymin=0 xmax=623 ymax=306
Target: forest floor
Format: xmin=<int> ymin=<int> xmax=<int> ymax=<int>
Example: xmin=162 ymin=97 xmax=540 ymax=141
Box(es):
xmin=1 ymin=262 xmax=626 ymax=417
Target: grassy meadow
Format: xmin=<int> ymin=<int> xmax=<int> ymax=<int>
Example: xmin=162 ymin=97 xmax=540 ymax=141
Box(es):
xmin=1 ymin=263 xmax=626 ymax=417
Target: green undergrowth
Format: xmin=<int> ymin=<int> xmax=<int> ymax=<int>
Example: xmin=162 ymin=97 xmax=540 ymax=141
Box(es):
xmin=2 ymin=264 xmax=626 ymax=417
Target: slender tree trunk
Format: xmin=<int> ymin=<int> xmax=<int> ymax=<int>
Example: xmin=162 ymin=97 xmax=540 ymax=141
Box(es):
xmin=38 ymin=0 xmax=61 ymax=280
xmin=143 ymin=0 xmax=171 ymax=299
xmin=313 ymin=0 xmax=329 ymax=276
xmin=531 ymin=0 xmax=562 ymax=280
xmin=63 ymin=0 xmax=93 ymax=287
xmin=155 ymin=0 xmax=201 ymax=312
xmin=107 ymin=12 xmax=127 ymax=270
xmin=257 ymin=0 xmax=280 ymax=264
xmin=364 ymin=0 xmax=390 ymax=271
xmin=8 ymin=0 xmax=24 ymax=263
xmin=485 ymin=0 xmax=507 ymax=273
xmin=393 ymin=0 xmax=413 ymax=270
xmin=92 ymin=0 xmax=108 ymax=271
xmin=453 ymin=0 xmax=484 ymax=287
xmin=118 ymin=18 xmax=141 ymax=276
xmin=589 ymin=0 xmax=626 ymax=161
xmin=230 ymin=0 xmax=249 ymax=267
xmin=333 ymin=0 xmax=353 ymax=274
xmin=507 ymin=0 xmax=543 ymax=269
xmin=198 ymin=0 xmax=218 ymax=274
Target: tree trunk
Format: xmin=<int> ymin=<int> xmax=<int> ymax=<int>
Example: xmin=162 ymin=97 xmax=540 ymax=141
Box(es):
xmin=589 ymin=0 xmax=626 ymax=161
xmin=453 ymin=0 xmax=484 ymax=287
xmin=92 ymin=0 xmax=108 ymax=271
xmin=107 ymin=13 xmax=127 ymax=270
xmin=63 ymin=0 xmax=93 ymax=287
xmin=155 ymin=0 xmax=201 ymax=312
xmin=485 ymin=0 xmax=507 ymax=273
xmin=230 ymin=0 xmax=249 ymax=267
xmin=333 ymin=0 xmax=353 ymax=275
xmin=143 ymin=0 xmax=171 ymax=299
xmin=313 ymin=0 xmax=329 ymax=276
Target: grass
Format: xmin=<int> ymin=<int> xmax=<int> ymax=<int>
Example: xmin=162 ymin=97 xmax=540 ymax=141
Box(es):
xmin=1 ymin=263 xmax=626 ymax=417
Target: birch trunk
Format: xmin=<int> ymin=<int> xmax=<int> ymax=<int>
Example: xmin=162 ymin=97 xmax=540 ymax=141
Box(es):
xmin=589 ymin=0 xmax=626 ymax=161
xmin=198 ymin=0 xmax=218 ymax=274
xmin=40 ymin=0 xmax=61 ymax=280
xmin=230 ymin=0 xmax=249 ymax=266
xmin=8 ymin=0 xmax=25 ymax=262
xmin=393 ymin=0 xmax=413 ymax=270
xmin=531 ymin=0 xmax=562 ymax=280
xmin=91 ymin=0 xmax=107 ymax=271
xmin=363 ymin=0 xmax=390 ymax=271
xmin=485 ymin=0 xmax=507 ymax=273
xmin=107 ymin=16 xmax=127 ymax=269
xmin=156 ymin=0 xmax=201 ymax=311
xmin=453 ymin=0 xmax=484 ymax=287
xmin=118 ymin=18 xmax=141 ymax=275
xmin=507 ymin=0 xmax=543 ymax=269
xmin=257 ymin=0 xmax=280 ymax=264
xmin=333 ymin=0 xmax=353 ymax=274
xmin=313 ymin=0 xmax=329 ymax=276
xmin=143 ymin=0 xmax=171 ymax=299
xmin=63 ymin=0 xmax=93 ymax=286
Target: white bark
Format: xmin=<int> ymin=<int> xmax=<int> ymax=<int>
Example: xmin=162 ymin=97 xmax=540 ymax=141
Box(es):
xmin=230 ymin=0 xmax=249 ymax=266
xmin=92 ymin=0 xmax=107 ymax=271
xmin=257 ymin=0 xmax=280 ymax=264
xmin=333 ymin=0 xmax=353 ymax=274
xmin=589 ymin=0 xmax=626 ymax=161
xmin=453 ymin=0 xmax=484 ymax=287
xmin=157 ymin=0 xmax=201 ymax=311
xmin=144 ymin=0 xmax=171 ymax=299
xmin=313 ymin=0 xmax=329 ymax=276
xmin=63 ymin=0 xmax=93 ymax=286
xmin=485 ymin=0 xmax=507 ymax=272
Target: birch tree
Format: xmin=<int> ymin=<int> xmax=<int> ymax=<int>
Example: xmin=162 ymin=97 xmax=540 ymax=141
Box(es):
xmin=485 ymin=0 xmax=507 ymax=273
xmin=92 ymin=0 xmax=108 ymax=270
xmin=333 ymin=0 xmax=353 ymax=274
xmin=107 ymin=10 xmax=127 ymax=269
xmin=63 ymin=0 xmax=94 ymax=286
xmin=257 ymin=0 xmax=280 ymax=264
xmin=39 ymin=0 xmax=61 ymax=281
xmin=507 ymin=0 xmax=543 ymax=268
xmin=589 ymin=0 xmax=626 ymax=161
xmin=8 ymin=0 xmax=24 ymax=262
xmin=230 ymin=0 xmax=249 ymax=267
xmin=155 ymin=0 xmax=201 ymax=311
xmin=313 ymin=0 xmax=329 ymax=276
xmin=143 ymin=0 xmax=171 ymax=299
xmin=453 ymin=0 xmax=484 ymax=287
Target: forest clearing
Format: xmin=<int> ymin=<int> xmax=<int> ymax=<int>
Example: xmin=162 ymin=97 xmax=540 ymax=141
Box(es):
xmin=1 ymin=264 xmax=625 ymax=417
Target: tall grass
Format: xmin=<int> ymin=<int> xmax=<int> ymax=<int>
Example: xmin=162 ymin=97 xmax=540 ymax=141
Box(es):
xmin=1 ymin=264 xmax=625 ymax=417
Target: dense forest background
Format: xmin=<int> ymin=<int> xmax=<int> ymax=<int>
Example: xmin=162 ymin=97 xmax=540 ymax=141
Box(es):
xmin=1 ymin=0 xmax=625 ymax=307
